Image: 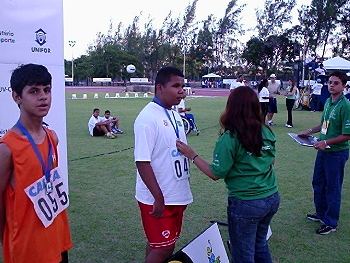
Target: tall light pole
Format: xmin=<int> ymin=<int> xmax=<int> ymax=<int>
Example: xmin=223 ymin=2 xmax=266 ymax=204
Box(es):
xmin=182 ymin=36 xmax=189 ymax=78
xmin=68 ymin=40 xmax=76 ymax=85
xmin=183 ymin=49 xmax=186 ymax=77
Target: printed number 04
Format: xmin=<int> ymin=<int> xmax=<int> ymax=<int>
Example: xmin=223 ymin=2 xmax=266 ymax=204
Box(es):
xmin=174 ymin=158 xmax=189 ymax=178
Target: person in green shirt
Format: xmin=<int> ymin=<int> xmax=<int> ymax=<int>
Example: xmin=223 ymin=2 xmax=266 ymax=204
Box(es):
xmin=298 ymin=71 xmax=350 ymax=235
xmin=176 ymin=86 xmax=279 ymax=263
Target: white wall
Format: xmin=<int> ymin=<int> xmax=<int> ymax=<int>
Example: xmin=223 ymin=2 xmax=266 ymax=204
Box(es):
xmin=0 ymin=0 xmax=68 ymax=181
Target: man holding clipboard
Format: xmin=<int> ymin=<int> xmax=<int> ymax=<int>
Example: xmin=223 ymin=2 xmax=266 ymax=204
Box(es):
xmin=298 ymin=71 xmax=350 ymax=235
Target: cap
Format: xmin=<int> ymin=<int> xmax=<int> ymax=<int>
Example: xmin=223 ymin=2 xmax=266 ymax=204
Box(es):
xmin=270 ymin=74 xmax=276 ymax=78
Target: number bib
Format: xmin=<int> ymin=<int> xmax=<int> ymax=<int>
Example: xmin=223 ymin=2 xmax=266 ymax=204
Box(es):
xmin=24 ymin=167 xmax=69 ymax=228
xmin=170 ymin=148 xmax=190 ymax=180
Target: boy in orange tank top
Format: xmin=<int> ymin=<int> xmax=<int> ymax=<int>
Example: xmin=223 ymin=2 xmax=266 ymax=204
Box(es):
xmin=0 ymin=64 xmax=72 ymax=263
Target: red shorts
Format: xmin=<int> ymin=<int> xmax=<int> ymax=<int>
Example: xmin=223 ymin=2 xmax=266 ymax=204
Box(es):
xmin=138 ymin=202 xmax=187 ymax=248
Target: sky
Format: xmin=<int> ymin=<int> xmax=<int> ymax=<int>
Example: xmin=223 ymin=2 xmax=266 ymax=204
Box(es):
xmin=63 ymin=0 xmax=311 ymax=60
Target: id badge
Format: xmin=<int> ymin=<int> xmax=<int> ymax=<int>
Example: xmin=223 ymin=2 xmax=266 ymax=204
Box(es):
xmin=24 ymin=167 xmax=69 ymax=228
xmin=321 ymin=120 xmax=329 ymax=135
xmin=170 ymin=147 xmax=190 ymax=181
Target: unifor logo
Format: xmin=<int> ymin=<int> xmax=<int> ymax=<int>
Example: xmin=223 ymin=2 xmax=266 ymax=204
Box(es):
xmin=35 ymin=28 xmax=47 ymax=46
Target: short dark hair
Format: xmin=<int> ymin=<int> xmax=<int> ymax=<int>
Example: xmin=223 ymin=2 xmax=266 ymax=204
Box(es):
xmin=105 ymin=110 xmax=110 ymax=114
xmin=329 ymin=71 xmax=348 ymax=85
xmin=155 ymin=66 xmax=184 ymax=87
xmin=10 ymin=64 xmax=51 ymax=96
xmin=93 ymin=108 xmax=99 ymax=113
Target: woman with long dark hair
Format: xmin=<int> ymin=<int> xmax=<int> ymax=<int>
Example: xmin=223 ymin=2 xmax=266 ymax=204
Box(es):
xmin=176 ymin=86 xmax=279 ymax=263
xmin=258 ymin=79 xmax=270 ymax=123
xmin=285 ymin=79 xmax=298 ymax=128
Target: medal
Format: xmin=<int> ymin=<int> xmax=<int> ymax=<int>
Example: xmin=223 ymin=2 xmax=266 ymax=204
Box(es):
xmin=46 ymin=181 xmax=53 ymax=194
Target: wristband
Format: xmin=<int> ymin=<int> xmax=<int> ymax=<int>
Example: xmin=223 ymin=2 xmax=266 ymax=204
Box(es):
xmin=192 ymin=154 xmax=199 ymax=163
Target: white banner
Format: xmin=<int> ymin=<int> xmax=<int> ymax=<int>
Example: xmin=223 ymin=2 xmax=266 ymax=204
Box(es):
xmin=0 ymin=0 xmax=68 ymax=184
xmin=93 ymin=77 xmax=112 ymax=83
xmin=130 ymin=77 xmax=149 ymax=83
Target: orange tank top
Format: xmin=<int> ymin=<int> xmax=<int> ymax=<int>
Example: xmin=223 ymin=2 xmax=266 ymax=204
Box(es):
xmin=0 ymin=129 xmax=72 ymax=263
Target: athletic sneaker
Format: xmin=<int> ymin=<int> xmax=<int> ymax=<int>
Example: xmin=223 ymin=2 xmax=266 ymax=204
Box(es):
xmin=112 ymin=128 xmax=124 ymax=134
xmin=285 ymin=124 xmax=293 ymax=128
xmin=106 ymin=132 xmax=116 ymax=139
xmin=307 ymin=213 xmax=324 ymax=224
xmin=268 ymin=120 xmax=274 ymax=126
xmin=316 ymin=224 xmax=336 ymax=235
xmin=115 ymin=128 xmax=124 ymax=134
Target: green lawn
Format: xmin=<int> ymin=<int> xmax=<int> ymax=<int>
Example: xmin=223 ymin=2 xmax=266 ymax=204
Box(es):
xmin=65 ymin=93 xmax=350 ymax=263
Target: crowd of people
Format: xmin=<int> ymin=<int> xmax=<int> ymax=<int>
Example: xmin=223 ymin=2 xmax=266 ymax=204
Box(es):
xmin=0 ymin=64 xmax=349 ymax=263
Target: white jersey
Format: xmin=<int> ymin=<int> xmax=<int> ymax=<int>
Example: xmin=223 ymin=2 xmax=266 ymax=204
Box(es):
xmin=134 ymin=101 xmax=193 ymax=205
xmin=259 ymin=87 xmax=270 ymax=103
xmin=101 ymin=116 xmax=114 ymax=128
xmin=88 ymin=115 xmax=103 ymax=136
xmin=267 ymin=80 xmax=280 ymax=96
xmin=174 ymin=99 xmax=186 ymax=116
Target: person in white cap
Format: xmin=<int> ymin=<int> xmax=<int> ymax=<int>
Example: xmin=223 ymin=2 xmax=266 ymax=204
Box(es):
xmin=267 ymin=74 xmax=281 ymax=126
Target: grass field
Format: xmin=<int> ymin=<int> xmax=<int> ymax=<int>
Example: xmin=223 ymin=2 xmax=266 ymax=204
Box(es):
xmin=65 ymin=92 xmax=350 ymax=263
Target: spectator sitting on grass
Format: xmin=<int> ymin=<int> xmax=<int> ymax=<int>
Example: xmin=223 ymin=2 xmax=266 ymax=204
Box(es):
xmin=101 ymin=110 xmax=124 ymax=134
xmin=88 ymin=108 xmax=116 ymax=139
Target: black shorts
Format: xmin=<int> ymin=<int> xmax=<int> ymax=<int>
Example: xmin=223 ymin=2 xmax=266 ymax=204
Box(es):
xmin=93 ymin=126 xmax=105 ymax=136
xmin=268 ymin=98 xmax=278 ymax=113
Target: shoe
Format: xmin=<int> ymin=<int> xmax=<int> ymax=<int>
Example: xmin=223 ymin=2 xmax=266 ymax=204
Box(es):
xmin=307 ymin=213 xmax=324 ymax=224
xmin=116 ymin=128 xmax=124 ymax=134
xmin=112 ymin=128 xmax=124 ymax=134
xmin=316 ymin=224 xmax=336 ymax=235
xmin=106 ymin=132 xmax=116 ymax=139
xmin=285 ymin=124 xmax=293 ymax=128
xmin=268 ymin=121 xmax=274 ymax=126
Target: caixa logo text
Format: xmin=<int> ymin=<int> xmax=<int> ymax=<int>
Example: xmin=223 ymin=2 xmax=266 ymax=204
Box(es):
xmin=32 ymin=28 xmax=52 ymax=54
xmin=0 ymin=86 xmax=12 ymax=93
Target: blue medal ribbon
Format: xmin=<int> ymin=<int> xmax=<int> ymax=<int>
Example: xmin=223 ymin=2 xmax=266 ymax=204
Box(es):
xmin=152 ymin=97 xmax=180 ymax=138
xmin=16 ymin=121 xmax=53 ymax=192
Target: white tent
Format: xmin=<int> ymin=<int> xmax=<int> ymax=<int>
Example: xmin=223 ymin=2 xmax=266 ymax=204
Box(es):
xmin=202 ymin=73 xmax=221 ymax=78
xmin=323 ymin=56 xmax=350 ymax=70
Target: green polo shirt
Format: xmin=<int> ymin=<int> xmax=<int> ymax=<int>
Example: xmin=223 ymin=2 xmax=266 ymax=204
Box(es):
xmin=209 ymin=126 xmax=278 ymax=200
xmin=319 ymin=95 xmax=350 ymax=152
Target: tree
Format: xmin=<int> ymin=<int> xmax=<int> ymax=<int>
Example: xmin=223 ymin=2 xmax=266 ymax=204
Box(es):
xmin=242 ymin=34 xmax=296 ymax=71
xmin=256 ymin=0 xmax=296 ymax=39
xmin=295 ymin=0 xmax=348 ymax=59
xmin=337 ymin=2 xmax=350 ymax=58
xmin=242 ymin=37 xmax=268 ymax=68
xmin=214 ymin=0 xmax=245 ymax=68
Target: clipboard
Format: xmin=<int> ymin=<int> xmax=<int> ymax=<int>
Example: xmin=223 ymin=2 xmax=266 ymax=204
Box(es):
xmin=288 ymin=133 xmax=319 ymax=147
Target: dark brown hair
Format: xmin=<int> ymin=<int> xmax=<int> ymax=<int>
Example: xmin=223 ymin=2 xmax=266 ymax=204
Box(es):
xmin=329 ymin=71 xmax=348 ymax=85
xmin=220 ymin=86 xmax=264 ymax=155
xmin=289 ymin=79 xmax=296 ymax=92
